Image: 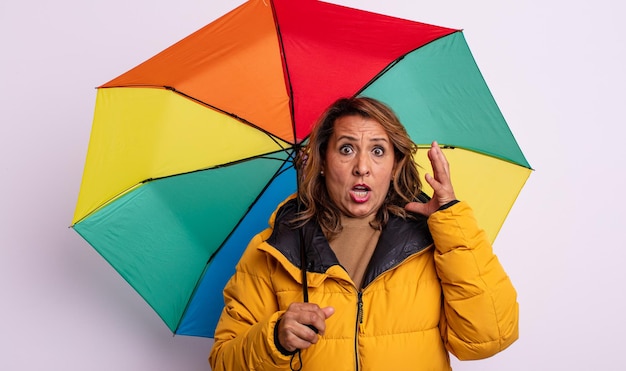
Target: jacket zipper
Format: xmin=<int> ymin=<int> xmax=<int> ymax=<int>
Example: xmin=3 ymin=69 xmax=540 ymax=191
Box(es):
xmin=354 ymin=290 xmax=363 ymax=371
xmin=351 ymin=251 xmax=428 ymax=370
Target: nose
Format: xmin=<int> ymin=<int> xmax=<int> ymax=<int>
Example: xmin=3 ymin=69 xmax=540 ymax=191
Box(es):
xmin=353 ymin=153 xmax=370 ymax=176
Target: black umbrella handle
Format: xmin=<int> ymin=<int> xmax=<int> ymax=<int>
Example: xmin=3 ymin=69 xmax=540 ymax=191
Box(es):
xmin=299 ymin=228 xmax=319 ymax=334
xmin=299 ymin=227 xmax=309 ymax=303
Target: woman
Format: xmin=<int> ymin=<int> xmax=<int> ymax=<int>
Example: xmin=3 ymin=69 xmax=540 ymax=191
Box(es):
xmin=209 ymin=97 xmax=518 ymax=370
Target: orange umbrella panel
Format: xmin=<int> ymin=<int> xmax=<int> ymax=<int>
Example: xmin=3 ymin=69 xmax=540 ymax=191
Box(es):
xmin=100 ymin=0 xmax=456 ymax=144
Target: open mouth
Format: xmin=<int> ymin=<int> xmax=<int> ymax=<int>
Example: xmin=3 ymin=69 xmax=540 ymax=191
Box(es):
xmin=351 ymin=184 xmax=371 ymax=202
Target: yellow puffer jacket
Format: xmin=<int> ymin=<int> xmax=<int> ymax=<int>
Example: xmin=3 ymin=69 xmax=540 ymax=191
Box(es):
xmin=209 ymin=199 xmax=518 ymax=370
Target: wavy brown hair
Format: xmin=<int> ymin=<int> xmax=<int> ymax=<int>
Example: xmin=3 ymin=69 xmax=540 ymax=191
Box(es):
xmin=295 ymin=97 xmax=423 ymax=239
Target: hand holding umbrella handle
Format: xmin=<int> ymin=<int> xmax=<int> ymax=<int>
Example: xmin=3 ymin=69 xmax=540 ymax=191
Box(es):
xmin=275 ymin=303 xmax=335 ymax=354
xmin=405 ymin=141 xmax=457 ymax=216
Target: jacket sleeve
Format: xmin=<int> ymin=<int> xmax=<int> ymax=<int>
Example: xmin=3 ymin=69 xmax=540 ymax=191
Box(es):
xmin=428 ymin=201 xmax=519 ymax=360
xmin=209 ymin=231 xmax=292 ymax=371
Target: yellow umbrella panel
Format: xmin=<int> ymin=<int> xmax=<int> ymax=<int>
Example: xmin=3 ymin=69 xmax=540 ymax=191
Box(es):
xmin=73 ymin=87 xmax=290 ymax=225
xmin=361 ymin=30 xmax=532 ymax=243
xmin=415 ymin=148 xmax=531 ymax=242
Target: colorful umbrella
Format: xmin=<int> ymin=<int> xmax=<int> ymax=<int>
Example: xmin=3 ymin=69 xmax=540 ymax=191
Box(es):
xmin=72 ymin=0 xmax=531 ymax=338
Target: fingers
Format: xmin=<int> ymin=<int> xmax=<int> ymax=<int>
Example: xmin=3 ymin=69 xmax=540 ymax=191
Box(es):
xmin=405 ymin=141 xmax=456 ymax=215
xmin=423 ymin=172 xmax=439 ymax=192
xmin=428 ymin=141 xmax=451 ymax=183
xmin=277 ymin=303 xmax=335 ymax=352
xmin=321 ymin=306 xmax=335 ymax=319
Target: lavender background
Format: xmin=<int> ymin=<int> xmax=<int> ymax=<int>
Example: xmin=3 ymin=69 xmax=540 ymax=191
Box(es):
xmin=2 ymin=0 xmax=624 ymax=369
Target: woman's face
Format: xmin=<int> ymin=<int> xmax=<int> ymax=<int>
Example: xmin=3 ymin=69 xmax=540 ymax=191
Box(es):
xmin=323 ymin=114 xmax=396 ymax=219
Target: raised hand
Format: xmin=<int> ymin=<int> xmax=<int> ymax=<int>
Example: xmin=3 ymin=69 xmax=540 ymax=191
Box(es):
xmin=405 ymin=141 xmax=457 ymax=216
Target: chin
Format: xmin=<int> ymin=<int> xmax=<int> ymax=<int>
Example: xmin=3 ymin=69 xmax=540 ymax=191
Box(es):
xmin=346 ymin=207 xmax=376 ymax=219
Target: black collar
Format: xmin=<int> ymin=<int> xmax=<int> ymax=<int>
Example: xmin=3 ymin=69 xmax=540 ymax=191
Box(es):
xmin=266 ymin=199 xmax=433 ymax=287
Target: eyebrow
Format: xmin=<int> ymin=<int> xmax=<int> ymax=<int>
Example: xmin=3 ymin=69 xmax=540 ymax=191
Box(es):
xmin=336 ymin=134 xmax=390 ymax=143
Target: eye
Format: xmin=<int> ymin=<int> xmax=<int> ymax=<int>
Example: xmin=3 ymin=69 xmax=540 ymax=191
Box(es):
xmin=339 ymin=145 xmax=354 ymax=155
xmin=372 ymin=146 xmax=385 ymax=157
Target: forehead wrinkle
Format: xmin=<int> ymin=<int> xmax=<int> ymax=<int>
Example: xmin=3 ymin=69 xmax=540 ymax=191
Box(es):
xmin=334 ymin=134 xmax=389 ymax=143
xmin=333 ymin=116 xmax=390 ymax=144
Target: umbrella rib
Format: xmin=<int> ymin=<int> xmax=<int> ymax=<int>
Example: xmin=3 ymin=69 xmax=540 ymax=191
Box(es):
xmin=354 ymin=31 xmax=461 ymax=97
xmin=98 ymin=85 xmax=296 ymax=146
xmin=162 ymin=86 xmax=297 ymax=146
xmin=268 ymin=1 xmax=312 ymax=308
xmin=170 ymin=84 xmax=295 ymax=150
xmin=72 ymin=149 xmax=296 ymax=226
xmin=269 ymin=0 xmax=297 ymax=142
xmin=174 ymin=157 xmax=295 ymax=333
xmin=204 ymin=158 xmax=296 ymax=265
xmin=415 ymin=144 xmax=533 ymax=169
xmin=355 ymin=58 xmax=402 ymax=97
xmin=140 ymin=149 xmax=296 ymax=184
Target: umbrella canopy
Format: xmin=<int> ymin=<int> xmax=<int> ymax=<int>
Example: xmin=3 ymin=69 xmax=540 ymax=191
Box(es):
xmin=72 ymin=0 xmax=531 ymax=338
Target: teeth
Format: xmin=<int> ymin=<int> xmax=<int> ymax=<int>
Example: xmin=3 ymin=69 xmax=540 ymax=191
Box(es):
xmin=354 ymin=190 xmax=368 ymax=197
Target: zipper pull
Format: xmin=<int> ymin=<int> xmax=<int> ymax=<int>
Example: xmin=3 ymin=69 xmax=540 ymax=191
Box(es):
xmin=357 ymin=291 xmax=364 ymax=324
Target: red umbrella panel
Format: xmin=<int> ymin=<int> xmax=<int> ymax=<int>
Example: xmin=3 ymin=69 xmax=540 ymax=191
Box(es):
xmin=72 ymin=0 xmax=531 ymax=337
